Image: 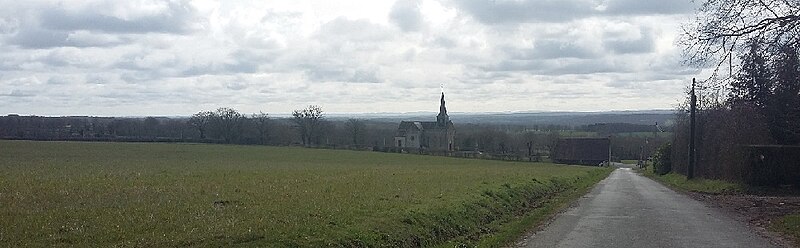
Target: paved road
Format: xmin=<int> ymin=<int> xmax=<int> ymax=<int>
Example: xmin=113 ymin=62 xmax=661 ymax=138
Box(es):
xmin=516 ymin=167 xmax=778 ymax=248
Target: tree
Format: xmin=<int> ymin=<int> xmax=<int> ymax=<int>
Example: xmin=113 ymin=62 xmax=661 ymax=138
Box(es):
xmin=769 ymin=44 xmax=800 ymax=144
xmin=143 ymin=117 xmax=160 ymax=137
xmin=251 ymin=112 xmax=271 ymax=145
xmin=728 ymin=40 xmax=772 ymax=108
xmin=681 ymin=0 xmax=800 ymax=84
xmin=189 ymin=111 xmax=213 ymax=139
xmin=292 ymin=105 xmax=324 ymax=146
xmin=344 ymin=118 xmax=366 ymax=146
xmin=210 ymin=107 xmax=245 ymax=143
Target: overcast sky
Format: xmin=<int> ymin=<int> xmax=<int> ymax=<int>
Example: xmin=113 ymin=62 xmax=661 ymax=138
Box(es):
xmin=0 ymin=0 xmax=704 ymax=116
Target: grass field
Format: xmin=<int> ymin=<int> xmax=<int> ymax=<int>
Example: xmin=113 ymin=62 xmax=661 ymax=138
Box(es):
xmin=0 ymin=140 xmax=609 ymax=247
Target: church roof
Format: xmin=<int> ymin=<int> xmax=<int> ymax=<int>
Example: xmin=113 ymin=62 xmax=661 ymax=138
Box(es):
xmin=396 ymin=120 xmax=452 ymax=136
xmin=398 ymin=121 xmax=422 ymax=131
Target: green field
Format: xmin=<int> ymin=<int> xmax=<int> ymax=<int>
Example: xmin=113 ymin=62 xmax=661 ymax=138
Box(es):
xmin=0 ymin=140 xmax=609 ymax=247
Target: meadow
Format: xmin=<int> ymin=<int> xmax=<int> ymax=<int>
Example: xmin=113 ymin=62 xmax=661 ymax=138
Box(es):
xmin=0 ymin=140 xmax=609 ymax=247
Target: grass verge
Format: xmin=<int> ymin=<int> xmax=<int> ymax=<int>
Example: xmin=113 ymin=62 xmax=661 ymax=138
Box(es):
xmin=771 ymin=214 xmax=800 ymax=246
xmin=469 ymin=167 xmax=611 ymax=248
xmin=640 ymin=166 xmax=742 ymax=194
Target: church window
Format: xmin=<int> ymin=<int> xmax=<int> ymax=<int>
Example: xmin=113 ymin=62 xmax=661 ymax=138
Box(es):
xmin=410 ymin=136 xmax=415 ymax=141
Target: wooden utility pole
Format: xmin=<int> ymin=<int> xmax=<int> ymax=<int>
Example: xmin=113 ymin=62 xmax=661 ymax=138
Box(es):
xmin=608 ymin=136 xmax=612 ymax=167
xmin=688 ymin=78 xmax=697 ymax=179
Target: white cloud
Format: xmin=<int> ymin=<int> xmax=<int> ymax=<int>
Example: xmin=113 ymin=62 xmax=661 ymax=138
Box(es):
xmin=0 ymin=0 xmax=703 ymax=116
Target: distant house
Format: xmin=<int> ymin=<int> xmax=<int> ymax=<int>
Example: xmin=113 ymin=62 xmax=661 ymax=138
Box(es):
xmin=394 ymin=93 xmax=456 ymax=151
xmin=553 ymin=137 xmax=610 ymax=165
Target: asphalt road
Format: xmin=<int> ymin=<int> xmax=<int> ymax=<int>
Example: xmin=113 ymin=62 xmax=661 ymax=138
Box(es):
xmin=516 ymin=167 xmax=778 ymax=248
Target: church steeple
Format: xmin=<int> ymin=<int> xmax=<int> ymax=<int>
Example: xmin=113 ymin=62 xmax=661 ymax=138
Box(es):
xmin=437 ymin=92 xmax=449 ymax=126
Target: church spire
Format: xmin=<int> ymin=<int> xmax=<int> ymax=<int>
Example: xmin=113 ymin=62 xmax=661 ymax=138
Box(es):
xmin=439 ymin=92 xmax=447 ymax=115
xmin=437 ymin=92 xmax=449 ymax=126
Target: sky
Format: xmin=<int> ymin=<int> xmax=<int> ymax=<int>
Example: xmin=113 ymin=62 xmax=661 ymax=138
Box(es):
xmin=0 ymin=0 xmax=705 ymax=116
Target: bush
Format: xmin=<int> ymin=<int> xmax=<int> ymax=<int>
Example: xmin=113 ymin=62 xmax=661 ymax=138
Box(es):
xmin=653 ymin=143 xmax=672 ymax=175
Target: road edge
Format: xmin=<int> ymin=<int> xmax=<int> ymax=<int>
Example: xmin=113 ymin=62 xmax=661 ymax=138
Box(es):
xmin=638 ymin=169 xmax=797 ymax=248
xmin=503 ymin=167 xmax=615 ymax=248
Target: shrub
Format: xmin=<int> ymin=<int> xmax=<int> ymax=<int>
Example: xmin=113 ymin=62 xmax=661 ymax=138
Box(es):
xmin=653 ymin=142 xmax=672 ymax=175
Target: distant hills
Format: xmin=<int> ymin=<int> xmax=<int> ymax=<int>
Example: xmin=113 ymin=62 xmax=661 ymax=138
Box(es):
xmin=326 ymin=110 xmax=677 ymax=127
xmin=7 ymin=109 xmax=677 ymax=127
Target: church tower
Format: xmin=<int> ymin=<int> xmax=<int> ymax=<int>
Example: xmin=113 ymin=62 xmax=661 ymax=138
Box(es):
xmin=436 ymin=92 xmax=449 ymax=126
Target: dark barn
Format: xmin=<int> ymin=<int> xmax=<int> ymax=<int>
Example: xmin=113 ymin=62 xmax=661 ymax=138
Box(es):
xmin=553 ymin=138 xmax=610 ymax=166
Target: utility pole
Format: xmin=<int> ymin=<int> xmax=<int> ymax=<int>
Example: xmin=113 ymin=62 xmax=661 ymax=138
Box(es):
xmin=688 ymin=78 xmax=697 ymax=179
xmin=608 ymin=135 xmax=612 ymax=167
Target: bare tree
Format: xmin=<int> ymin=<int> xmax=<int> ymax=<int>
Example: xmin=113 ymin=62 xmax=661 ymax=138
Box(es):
xmin=251 ymin=111 xmax=271 ymax=145
xmin=344 ymin=118 xmax=366 ymax=146
xmin=680 ymin=0 xmax=800 ymax=86
xmin=292 ymin=105 xmax=324 ymax=146
xmin=210 ymin=107 xmax=246 ymax=143
xmin=189 ymin=111 xmax=213 ymax=139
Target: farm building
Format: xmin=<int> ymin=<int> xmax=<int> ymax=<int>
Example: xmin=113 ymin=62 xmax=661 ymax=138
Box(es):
xmin=552 ymin=137 xmax=610 ymax=165
xmin=394 ymin=93 xmax=456 ymax=151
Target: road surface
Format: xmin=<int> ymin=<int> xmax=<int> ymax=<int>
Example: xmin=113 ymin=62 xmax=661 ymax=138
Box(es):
xmin=516 ymin=166 xmax=778 ymax=248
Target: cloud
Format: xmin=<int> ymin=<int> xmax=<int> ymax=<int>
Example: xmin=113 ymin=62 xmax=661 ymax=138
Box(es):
xmin=602 ymin=27 xmax=655 ymax=54
xmin=0 ymin=0 xmax=702 ymax=115
xmin=451 ymin=0 xmax=598 ymax=24
xmin=509 ymin=39 xmax=600 ymax=60
xmin=1 ymin=89 xmax=36 ymax=97
xmin=604 ymin=0 xmax=695 ymax=15
xmin=390 ymin=0 xmax=424 ymax=32
xmin=39 ymin=1 xmax=197 ymax=34
xmin=315 ymin=17 xmax=393 ymax=43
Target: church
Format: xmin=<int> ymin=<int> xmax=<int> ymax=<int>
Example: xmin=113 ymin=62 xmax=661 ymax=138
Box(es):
xmin=394 ymin=93 xmax=456 ymax=151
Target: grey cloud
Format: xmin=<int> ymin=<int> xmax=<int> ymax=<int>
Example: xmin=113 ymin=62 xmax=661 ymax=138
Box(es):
xmin=509 ymin=40 xmax=599 ymax=60
xmin=86 ymin=74 xmax=122 ymax=85
xmin=1 ymin=89 xmax=36 ymax=97
xmin=8 ymin=28 xmax=70 ymax=49
xmin=47 ymin=75 xmax=81 ymax=85
xmin=351 ymin=68 xmax=382 ymax=83
xmin=120 ymin=71 xmax=161 ymax=83
xmin=449 ymin=0 xmax=693 ymax=25
xmin=180 ymin=64 xmax=216 ymax=77
xmin=432 ymin=36 xmax=457 ymax=48
xmin=602 ymin=29 xmax=655 ymax=54
xmin=604 ymin=0 xmax=694 ymax=15
xmin=9 ymin=27 xmax=127 ymax=49
xmin=305 ymin=67 xmax=348 ymax=82
xmin=225 ymin=81 xmax=248 ymax=91
xmin=0 ymin=18 xmax=19 ymax=34
xmin=180 ymin=50 xmax=276 ymax=77
xmin=487 ymin=58 xmax=628 ymax=75
xmin=316 ymin=17 xmax=393 ymax=42
xmin=225 ymin=50 xmax=277 ymax=74
xmin=389 ymin=0 xmax=423 ymax=32
xmin=304 ymin=64 xmax=382 ymax=83
xmin=115 ymin=55 xmax=175 ymax=71
xmin=39 ymin=1 xmax=197 ymax=34
xmin=451 ymin=0 xmax=598 ymax=24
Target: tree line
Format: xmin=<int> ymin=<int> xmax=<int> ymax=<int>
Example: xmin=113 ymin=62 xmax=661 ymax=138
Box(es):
xmin=0 ymin=108 xmax=665 ymax=162
xmin=660 ymin=0 xmax=800 ymax=185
